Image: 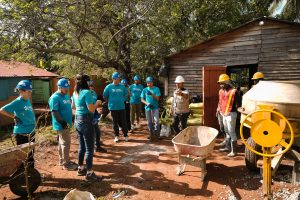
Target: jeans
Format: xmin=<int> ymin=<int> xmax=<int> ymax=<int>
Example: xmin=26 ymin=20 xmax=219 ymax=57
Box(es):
xmin=15 ymin=132 xmax=35 ymax=166
xmin=222 ymin=112 xmax=237 ymax=142
xmin=172 ymin=112 xmax=190 ymax=134
xmin=57 ymin=129 xmax=71 ymax=165
xmin=75 ymin=114 xmax=95 ymax=170
xmin=94 ymin=124 xmax=101 ymax=148
xmin=111 ymin=110 xmax=128 ymax=137
xmin=145 ymin=109 xmax=160 ymax=135
xmin=130 ymin=104 xmax=141 ymax=124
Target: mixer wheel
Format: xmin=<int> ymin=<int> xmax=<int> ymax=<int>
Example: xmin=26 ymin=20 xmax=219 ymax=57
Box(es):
xmin=245 ymin=137 xmax=261 ymax=172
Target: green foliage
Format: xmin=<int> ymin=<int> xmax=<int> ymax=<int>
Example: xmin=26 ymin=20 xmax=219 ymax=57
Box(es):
xmin=0 ymin=0 xmax=276 ymax=79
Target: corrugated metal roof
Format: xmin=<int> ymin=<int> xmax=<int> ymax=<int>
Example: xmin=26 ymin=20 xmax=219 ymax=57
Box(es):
xmin=0 ymin=60 xmax=58 ymax=77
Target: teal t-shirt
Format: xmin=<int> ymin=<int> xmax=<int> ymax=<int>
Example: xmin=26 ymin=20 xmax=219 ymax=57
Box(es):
xmin=49 ymin=92 xmax=73 ymax=131
xmin=129 ymin=84 xmax=143 ymax=104
xmin=1 ymin=96 xmax=35 ymax=134
xmin=72 ymin=90 xmax=94 ymax=115
xmin=141 ymin=86 xmax=161 ymax=111
xmin=90 ymin=90 xmax=100 ymax=123
xmin=103 ymin=83 xmax=128 ymax=110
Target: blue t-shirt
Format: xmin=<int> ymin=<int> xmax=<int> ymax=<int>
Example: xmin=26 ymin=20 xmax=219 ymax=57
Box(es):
xmin=1 ymin=96 xmax=35 ymax=134
xmin=91 ymin=90 xmax=99 ymax=124
xmin=49 ymin=92 xmax=73 ymax=131
xmin=103 ymin=83 xmax=128 ymax=110
xmin=141 ymin=86 xmax=161 ymax=111
xmin=72 ymin=90 xmax=94 ymax=115
xmin=129 ymin=84 xmax=143 ymax=104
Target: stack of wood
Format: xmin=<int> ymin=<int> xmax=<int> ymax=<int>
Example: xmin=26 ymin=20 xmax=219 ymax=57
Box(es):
xmin=163 ymin=97 xmax=203 ymax=126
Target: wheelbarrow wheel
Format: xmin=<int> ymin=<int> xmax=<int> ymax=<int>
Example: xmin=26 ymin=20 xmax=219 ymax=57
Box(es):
xmin=245 ymin=137 xmax=261 ymax=172
xmin=9 ymin=167 xmax=41 ymax=197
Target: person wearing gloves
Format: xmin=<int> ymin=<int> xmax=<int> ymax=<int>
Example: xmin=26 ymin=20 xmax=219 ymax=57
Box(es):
xmin=171 ymin=76 xmax=190 ymax=135
xmin=89 ymin=80 xmax=107 ymax=153
xmin=121 ymin=79 xmax=131 ymax=132
xmin=141 ymin=76 xmax=161 ymax=140
xmin=49 ymin=78 xmax=77 ymax=170
xmin=72 ymin=74 xmax=102 ymax=181
xmin=103 ymin=72 xmax=129 ymax=143
xmin=129 ymin=75 xmax=143 ymax=129
xmin=0 ymin=80 xmax=36 ymax=166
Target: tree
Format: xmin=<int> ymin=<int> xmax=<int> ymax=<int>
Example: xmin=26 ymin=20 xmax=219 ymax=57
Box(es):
xmin=0 ymin=0 xmax=272 ymax=78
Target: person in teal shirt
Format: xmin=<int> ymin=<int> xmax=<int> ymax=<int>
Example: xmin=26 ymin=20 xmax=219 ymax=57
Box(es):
xmin=141 ymin=76 xmax=161 ymax=140
xmin=0 ymin=80 xmax=35 ymax=165
xmin=72 ymin=74 xmax=102 ymax=181
xmin=103 ymin=72 xmax=128 ymax=142
xmin=121 ymin=78 xmax=132 ymax=132
xmin=129 ymin=75 xmax=143 ymax=129
xmin=49 ymin=78 xmax=77 ymax=171
xmin=89 ymin=80 xmax=107 ymax=153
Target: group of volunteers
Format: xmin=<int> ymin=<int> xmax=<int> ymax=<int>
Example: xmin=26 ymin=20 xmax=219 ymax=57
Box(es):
xmin=215 ymin=71 xmax=264 ymax=157
xmin=1 ymin=72 xmax=193 ymax=182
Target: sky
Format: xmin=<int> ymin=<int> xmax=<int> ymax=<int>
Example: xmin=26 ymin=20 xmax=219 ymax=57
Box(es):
xmin=271 ymin=0 xmax=288 ymax=16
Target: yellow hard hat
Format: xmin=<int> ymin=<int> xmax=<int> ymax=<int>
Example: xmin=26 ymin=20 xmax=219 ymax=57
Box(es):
xmin=218 ymin=74 xmax=230 ymax=83
xmin=252 ymin=72 xmax=264 ymax=80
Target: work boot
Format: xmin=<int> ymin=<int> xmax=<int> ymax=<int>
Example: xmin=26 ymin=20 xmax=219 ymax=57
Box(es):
xmin=219 ymin=139 xmax=230 ymax=152
xmin=227 ymin=141 xmax=237 ymax=157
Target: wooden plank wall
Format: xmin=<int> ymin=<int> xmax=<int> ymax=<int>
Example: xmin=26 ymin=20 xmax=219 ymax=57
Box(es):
xmin=167 ymin=20 xmax=300 ymax=96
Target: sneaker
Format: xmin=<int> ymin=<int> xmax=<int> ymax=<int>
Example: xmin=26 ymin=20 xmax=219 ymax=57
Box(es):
xmin=95 ymin=146 xmax=107 ymax=153
xmin=63 ymin=161 xmax=78 ymax=171
xmin=77 ymin=167 xmax=87 ymax=176
xmin=124 ymin=137 xmax=129 ymax=142
xmin=131 ymin=124 xmax=136 ymax=129
xmin=114 ymin=136 xmax=119 ymax=143
xmin=135 ymin=123 xmax=141 ymax=129
xmin=86 ymin=172 xmax=102 ymax=181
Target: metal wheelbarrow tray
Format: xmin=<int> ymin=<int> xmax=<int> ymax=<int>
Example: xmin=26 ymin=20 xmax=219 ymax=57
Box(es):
xmin=0 ymin=142 xmax=41 ymax=197
xmin=172 ymin=126 xmax=218 ymax=180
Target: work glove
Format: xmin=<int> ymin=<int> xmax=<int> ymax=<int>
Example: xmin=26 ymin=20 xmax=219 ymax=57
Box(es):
xmin=146 ymin=90 xmax=153 ymax=95
xmin=14 ymin=116 xmax=22 ymax=125
xmin=59 ymin=121 xmax=69 ymax=129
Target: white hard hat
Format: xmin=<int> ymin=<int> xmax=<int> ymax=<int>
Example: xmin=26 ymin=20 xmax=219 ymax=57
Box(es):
xmin=175 ymin=76 xmax=185 ymax=83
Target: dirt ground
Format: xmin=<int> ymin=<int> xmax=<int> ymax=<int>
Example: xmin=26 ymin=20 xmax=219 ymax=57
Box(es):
xmin=0 ymin=119 xmax=299 ymax=200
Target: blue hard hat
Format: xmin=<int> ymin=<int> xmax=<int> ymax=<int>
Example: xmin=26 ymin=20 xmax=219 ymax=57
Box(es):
xmin=133 ymin=75 xmax=140 ymax=81
xmin=57 ymin=78 xmax=70 ymax=88
xmin=16 ymin=80 xmax=32 ymax=91
xmin=112 ymin=72 xmax=121 ymax=79
xmin=146 ymin=76 xmax=153 ymax=83
xmin=121 ymin=79 xmax=128 ymax=85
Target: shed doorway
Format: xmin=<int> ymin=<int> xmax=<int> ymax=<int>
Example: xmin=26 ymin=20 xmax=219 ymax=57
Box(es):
xmin=227 ymin=64 xmax=258 ymax=93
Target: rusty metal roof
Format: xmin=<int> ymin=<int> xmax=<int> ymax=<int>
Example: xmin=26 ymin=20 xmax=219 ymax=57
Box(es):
xmin=0 ymin=60 xmax=58 ymax=77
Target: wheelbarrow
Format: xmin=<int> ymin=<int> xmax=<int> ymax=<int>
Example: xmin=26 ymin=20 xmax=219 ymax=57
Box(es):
xmin=0 ymin=142 xmax=41 ymax=197
xmin=172 ymin=126 xmax=218 ymax=180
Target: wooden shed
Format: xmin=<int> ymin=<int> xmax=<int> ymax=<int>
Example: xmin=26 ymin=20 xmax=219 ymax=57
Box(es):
xmin=163 ymin=17 xmax=300 ymax=128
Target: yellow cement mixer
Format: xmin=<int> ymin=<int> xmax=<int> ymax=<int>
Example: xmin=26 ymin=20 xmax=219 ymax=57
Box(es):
xmin=239 ymin=81 xmax=300 ymax=200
